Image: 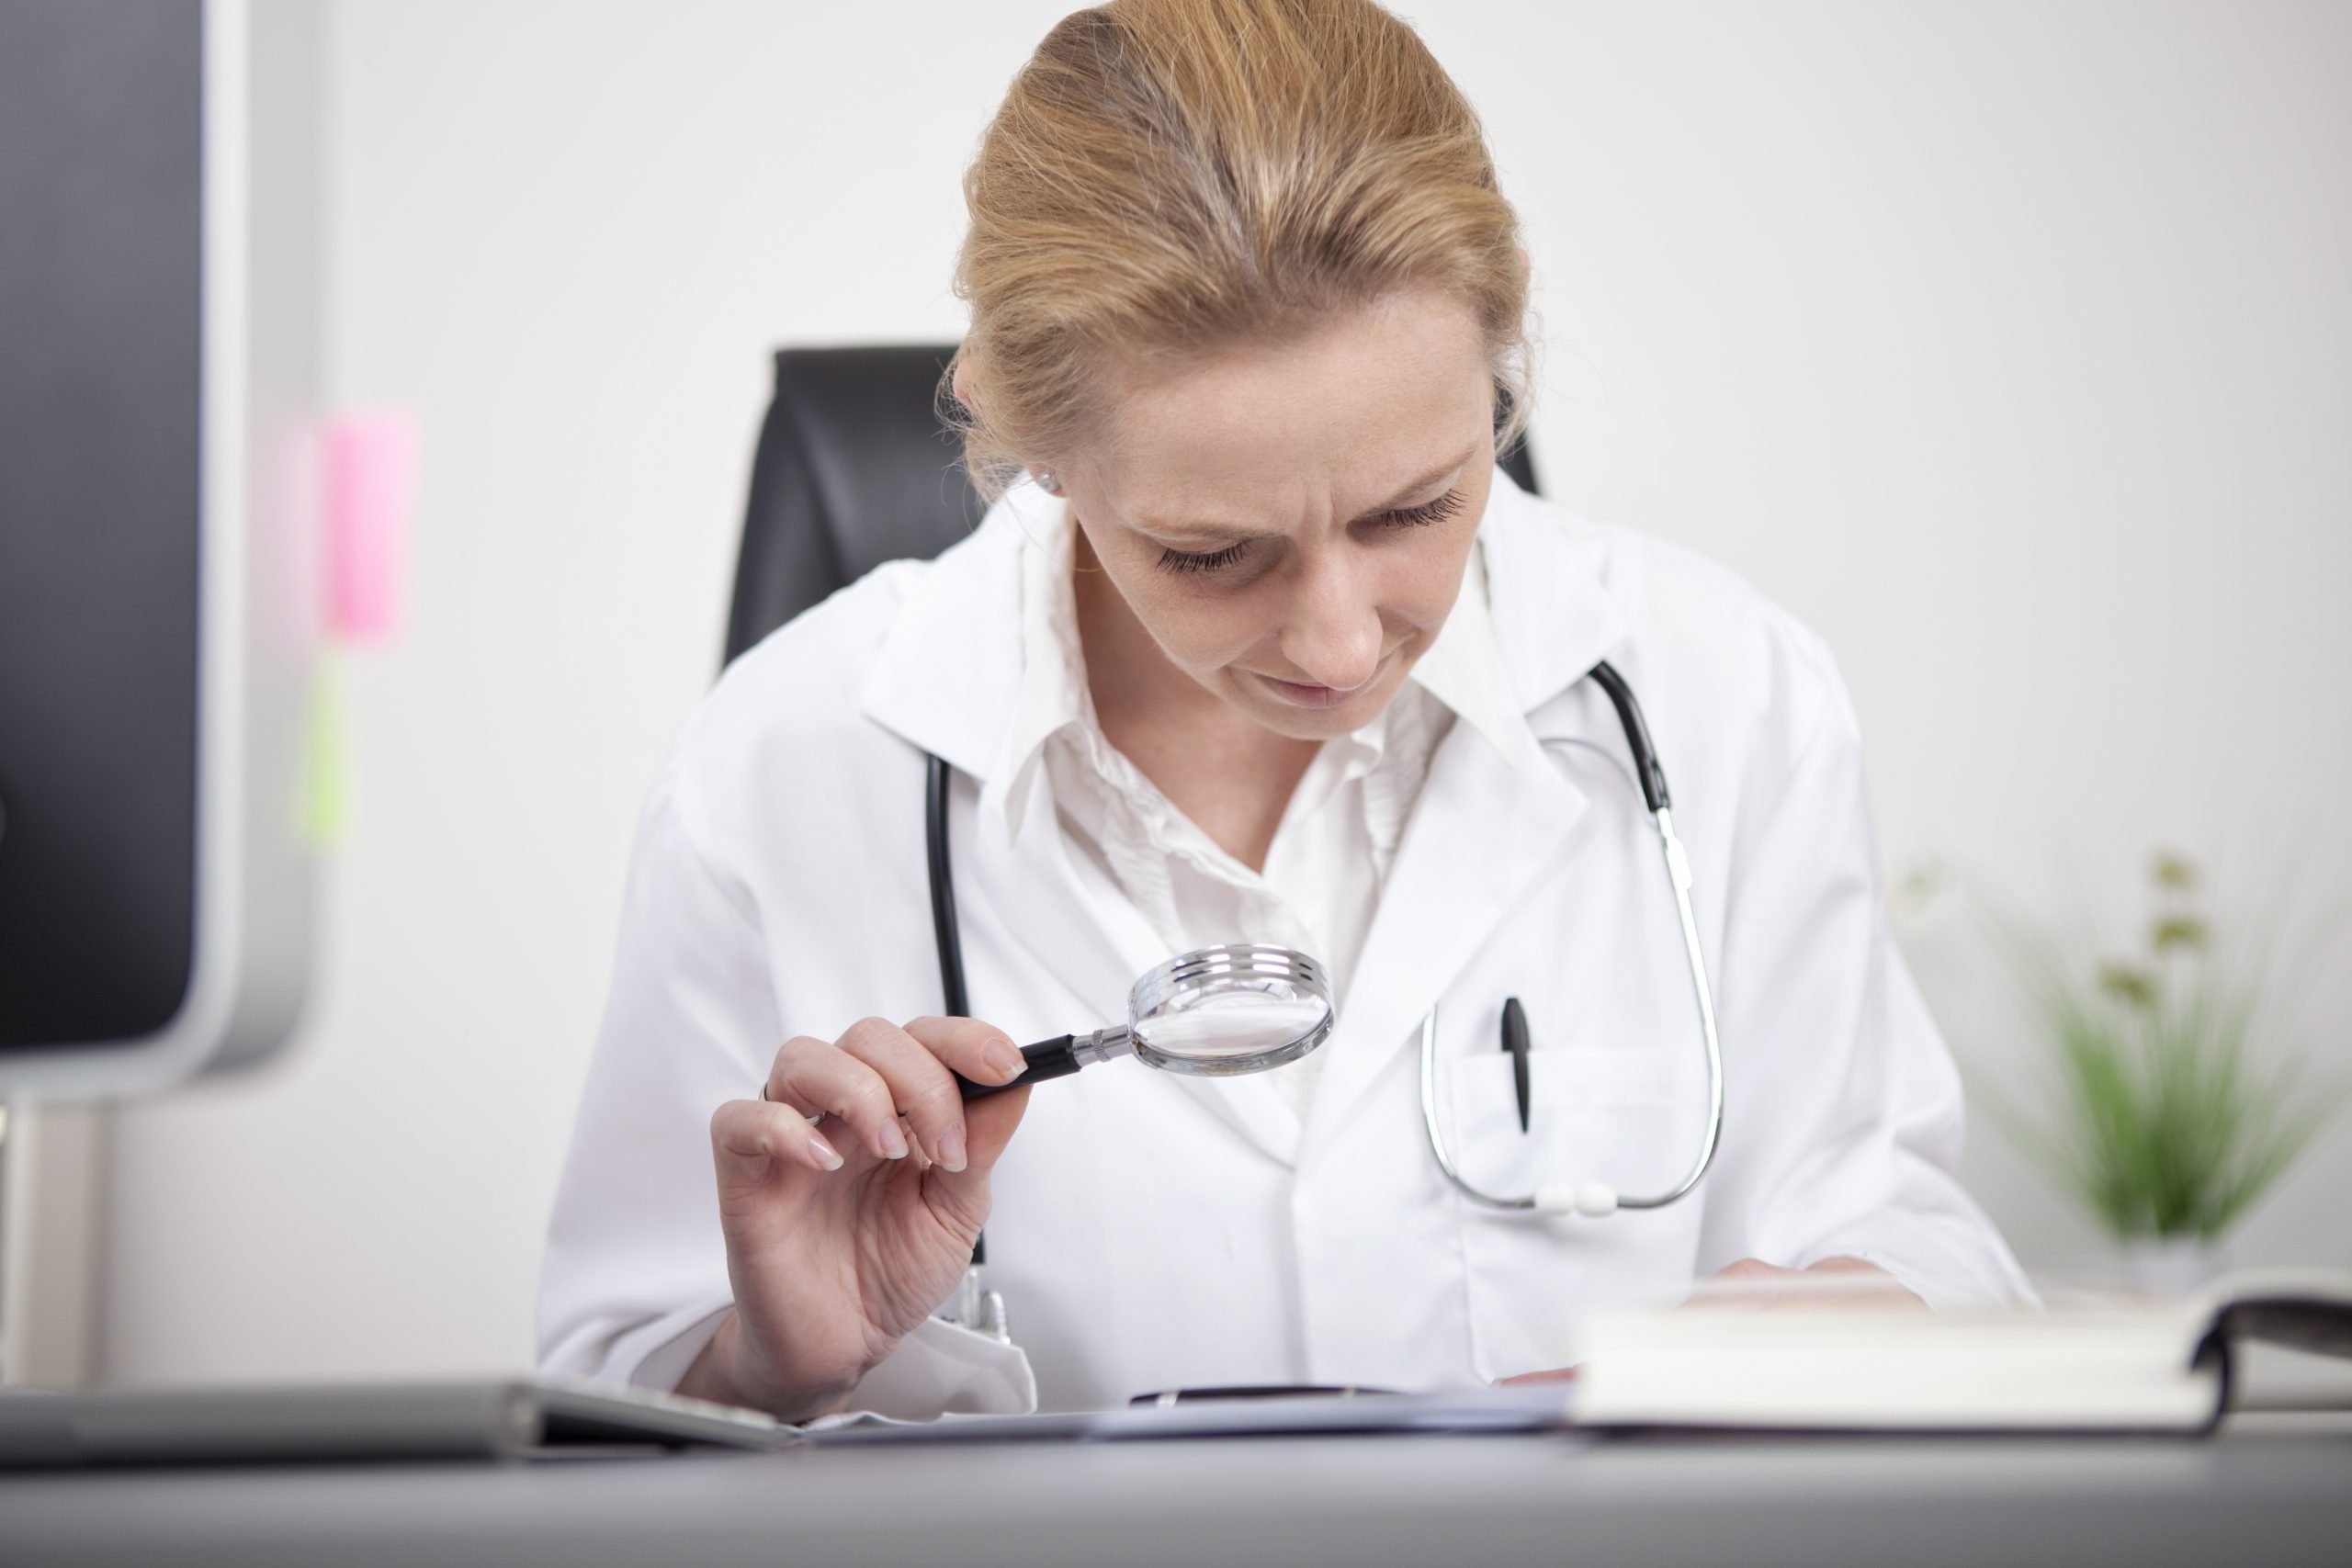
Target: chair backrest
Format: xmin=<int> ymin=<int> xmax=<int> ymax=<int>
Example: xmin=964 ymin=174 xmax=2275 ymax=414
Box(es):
xmin=724 ymin=344 xmax=1538 ymax=664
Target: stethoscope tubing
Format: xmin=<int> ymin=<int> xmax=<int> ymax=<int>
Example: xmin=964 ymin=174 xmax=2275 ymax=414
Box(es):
xmin=926 ymin=752 xmax=972 ymax=1020
xmin=1418 ymin=665 xmax=1723 ymax=1213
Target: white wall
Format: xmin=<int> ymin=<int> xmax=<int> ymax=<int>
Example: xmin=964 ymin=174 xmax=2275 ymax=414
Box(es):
xmin=101 ymin=0 xmax=2352 ymax=1384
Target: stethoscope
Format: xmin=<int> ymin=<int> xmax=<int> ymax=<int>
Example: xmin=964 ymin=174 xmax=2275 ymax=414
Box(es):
xmin=1415 ymin=661 xmax=1724 ymax=1216
xmin=922 ymin=659 xmax=1724 ymax=1224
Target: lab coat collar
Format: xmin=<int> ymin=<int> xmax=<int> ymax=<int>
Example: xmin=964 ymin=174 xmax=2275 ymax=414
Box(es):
xmin=856 ymin=484 xmax=1036 ymax=785
xmin=1477 ymin=470 xmax=1636 ymax=728
xmin=992 ymin=492 xmax=1099 ymax=840
xmin=1398 ymin=535 xmax=1520 ymax=764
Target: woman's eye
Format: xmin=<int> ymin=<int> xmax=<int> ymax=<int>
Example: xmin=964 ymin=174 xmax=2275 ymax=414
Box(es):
xmin=1151 ymin=490 xmax=1462 ymax=575
xmin=1156 ymin=540 xmax=1251 ymax=574
xmin=1374 ymin=489 xmax=1465 ymax=527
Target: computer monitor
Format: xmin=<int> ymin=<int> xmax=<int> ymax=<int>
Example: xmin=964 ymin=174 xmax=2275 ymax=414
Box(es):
xmin=0 ymin=0 xmax=322 ymax=1100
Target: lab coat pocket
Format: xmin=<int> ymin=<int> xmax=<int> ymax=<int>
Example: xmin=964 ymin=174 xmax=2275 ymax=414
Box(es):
xmin=1443 ymin=1046 xmax=1707 ymax=1382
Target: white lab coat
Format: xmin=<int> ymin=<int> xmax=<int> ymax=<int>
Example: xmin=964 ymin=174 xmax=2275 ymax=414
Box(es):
xmin=537 ymin=472 xmax=2030 ymax=1417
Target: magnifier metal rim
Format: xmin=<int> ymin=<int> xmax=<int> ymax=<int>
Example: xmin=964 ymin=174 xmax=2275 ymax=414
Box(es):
xmin=1127 ymin=943 xmax=1335 ymax=1078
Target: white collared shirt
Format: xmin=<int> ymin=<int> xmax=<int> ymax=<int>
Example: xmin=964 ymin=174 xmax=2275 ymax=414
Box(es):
xmin=997 ymin=507 xmax=1518 ymax=1117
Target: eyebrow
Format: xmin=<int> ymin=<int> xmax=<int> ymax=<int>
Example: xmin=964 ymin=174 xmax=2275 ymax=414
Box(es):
xmin=1135 ymin=443 xmax=1480 ymax=545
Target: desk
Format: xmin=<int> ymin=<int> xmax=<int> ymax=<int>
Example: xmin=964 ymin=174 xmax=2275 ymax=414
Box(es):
xmin=3 ymin=1420 xmax=2347 ymax=1566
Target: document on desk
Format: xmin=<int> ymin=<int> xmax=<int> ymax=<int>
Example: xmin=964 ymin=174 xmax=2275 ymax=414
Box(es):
xmin=806 ymin=1384 xmax=1578 ymax=1446
xmin=1569 ymin=1269 xmax=2352 ymax=1436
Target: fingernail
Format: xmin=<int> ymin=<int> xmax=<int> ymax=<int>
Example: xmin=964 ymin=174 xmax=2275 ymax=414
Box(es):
xmin=879 ymin=1121 xmax=910 ymax=1160
xmin=808 ymin=1128 xmax=843 ymax=1171
xmin=984 ymin=1039 xmax=1026 ymax=1084
xmin=937 ymin=1123 xmax=968 ymax=1173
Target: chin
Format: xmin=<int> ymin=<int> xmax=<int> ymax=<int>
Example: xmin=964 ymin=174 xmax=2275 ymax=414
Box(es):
xmin=1253 ymin=706 xmax=1371 ymax=741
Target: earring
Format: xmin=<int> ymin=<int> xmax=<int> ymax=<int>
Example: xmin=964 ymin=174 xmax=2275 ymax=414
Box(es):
xmin=1033 ymin=468 xmax=1061 ymax=496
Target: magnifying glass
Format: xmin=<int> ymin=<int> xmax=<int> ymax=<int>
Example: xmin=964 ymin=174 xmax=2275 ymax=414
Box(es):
xmin=959 ymin=944 xmax=1334 ymax=1100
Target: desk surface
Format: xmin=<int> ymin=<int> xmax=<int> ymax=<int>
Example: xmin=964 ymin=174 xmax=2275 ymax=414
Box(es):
xmin=4 ymin=1419 xmax=2347 ymax=1568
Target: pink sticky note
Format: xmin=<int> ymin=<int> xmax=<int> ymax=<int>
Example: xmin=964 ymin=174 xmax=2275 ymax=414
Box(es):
xmin=323 ymin=412 xmax=416 ymax=642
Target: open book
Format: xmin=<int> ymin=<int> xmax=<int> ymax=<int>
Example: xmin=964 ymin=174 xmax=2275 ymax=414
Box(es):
xmin=1567 ymin=1269 xmax=2352 ymax=1434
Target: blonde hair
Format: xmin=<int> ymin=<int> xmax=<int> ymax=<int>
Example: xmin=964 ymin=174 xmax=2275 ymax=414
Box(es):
xmin=947 ymin=0 xmax=1532 ymax=501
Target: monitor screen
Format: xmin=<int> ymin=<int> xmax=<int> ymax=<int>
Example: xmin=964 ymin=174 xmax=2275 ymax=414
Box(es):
xmin=0 ymin=0 xmax=205 ymax=1050
xmin=0 ymin=0 xmax=319 ymax=1098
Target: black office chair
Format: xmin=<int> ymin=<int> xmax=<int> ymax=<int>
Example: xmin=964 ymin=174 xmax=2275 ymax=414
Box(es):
xmin=724 ymin=344 xmax=1538 ymax=665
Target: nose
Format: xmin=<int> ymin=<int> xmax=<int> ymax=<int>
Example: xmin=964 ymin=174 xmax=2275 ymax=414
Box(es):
xmin=1277 ymin=551 xmax=1385 ymax=691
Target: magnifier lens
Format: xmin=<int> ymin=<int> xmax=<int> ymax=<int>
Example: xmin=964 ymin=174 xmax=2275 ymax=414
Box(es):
xmin=1126 ymin=946 xmax=1334 ymax=1077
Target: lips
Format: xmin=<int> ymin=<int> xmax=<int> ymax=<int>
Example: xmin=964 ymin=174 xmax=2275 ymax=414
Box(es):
xmin=1247 ymin=644 xmax=1406 ymax=711
xmin=1252 ymin=658 xmax=1393 ymax=711
xmin=1257 ymin=674 xmax=1363 ymax=710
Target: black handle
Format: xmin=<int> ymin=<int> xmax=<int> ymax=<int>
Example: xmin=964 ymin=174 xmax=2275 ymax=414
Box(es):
xmin=959 ymin=1034 xmax=1081 ymax=1100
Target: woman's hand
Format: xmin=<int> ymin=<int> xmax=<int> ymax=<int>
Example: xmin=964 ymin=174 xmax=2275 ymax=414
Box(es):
xmin=677 ymin=1015 xmax=1032 ymax=1420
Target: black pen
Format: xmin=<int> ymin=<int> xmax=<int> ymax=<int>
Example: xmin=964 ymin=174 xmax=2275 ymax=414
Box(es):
xmin=1128 ymin=1385 xmax=1399 ymax=1406
xmin=1500 ymin=996 xmax=1532 ymax=1134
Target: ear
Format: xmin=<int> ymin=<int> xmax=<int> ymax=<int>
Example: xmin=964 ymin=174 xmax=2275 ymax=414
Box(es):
xmin=1517 ymin=246 xmax=1532 ymax=285
xmin=952 ymin=354 xmax=1059 ymax=494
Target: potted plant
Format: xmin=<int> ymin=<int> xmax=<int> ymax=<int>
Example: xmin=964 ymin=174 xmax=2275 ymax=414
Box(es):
xmin=1976 ymin=852 xmax=2342 ymax=1294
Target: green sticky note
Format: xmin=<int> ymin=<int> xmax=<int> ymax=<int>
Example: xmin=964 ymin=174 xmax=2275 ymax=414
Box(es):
xmin=300 ymin=658 xmax=350 ymax=848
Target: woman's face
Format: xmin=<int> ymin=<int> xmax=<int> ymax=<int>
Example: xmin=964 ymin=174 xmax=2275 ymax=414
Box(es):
xmin=1056 ymin=292 xmax=1497 ymax=742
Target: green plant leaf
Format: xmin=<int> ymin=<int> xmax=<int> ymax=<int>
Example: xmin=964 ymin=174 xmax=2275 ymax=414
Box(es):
xmin=1976 ymin=853 xmax=2344 ymax=1243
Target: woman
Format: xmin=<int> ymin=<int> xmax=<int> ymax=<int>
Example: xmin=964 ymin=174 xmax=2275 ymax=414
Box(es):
xmin=538 ymin=0 xmax=2027 ymax=1421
